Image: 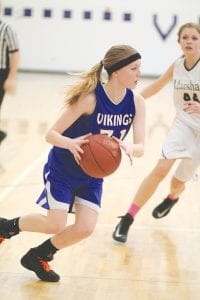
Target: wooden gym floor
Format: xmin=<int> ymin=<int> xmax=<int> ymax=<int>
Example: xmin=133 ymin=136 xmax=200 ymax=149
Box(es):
xmin=0 ymin=72 xmax=199 ymax=300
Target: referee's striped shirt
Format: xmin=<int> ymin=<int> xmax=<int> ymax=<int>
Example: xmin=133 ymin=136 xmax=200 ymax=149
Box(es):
xmin=0 ymin=20 xmax=19 ymax=70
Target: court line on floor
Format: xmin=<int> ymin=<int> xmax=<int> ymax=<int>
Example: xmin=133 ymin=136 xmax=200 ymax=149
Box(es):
xmin=0 ymin=151 xmax=47 ymax=203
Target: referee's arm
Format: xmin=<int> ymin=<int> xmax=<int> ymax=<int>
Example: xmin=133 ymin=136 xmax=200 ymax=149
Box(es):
xmin=3 ymin=50 xmax=20 ymax=92
xmin=7 ymin=50 xmax=20 ymax=80
xmin=4 ymin=23 xmax=20 ymax=92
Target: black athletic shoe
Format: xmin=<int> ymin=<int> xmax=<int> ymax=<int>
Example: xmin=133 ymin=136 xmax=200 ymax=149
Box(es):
xmin=0 ymin=130 xmax=7 ymax=144
xmin=21 ymin=248 xmax=60 ymax=282
xmin=112 ymin=213 xmax=133 ymax=243
xmin=152 ymin=197 xmax=179 ymax=219
xmin=0 ymin=218 xmax=9 ymax=244
xmin=0 ymin=217 xmax=18 ymax=239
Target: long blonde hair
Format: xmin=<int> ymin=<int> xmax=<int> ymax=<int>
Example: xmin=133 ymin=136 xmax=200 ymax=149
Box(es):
xmin=65 ymin=44 xmax=138 ymax=106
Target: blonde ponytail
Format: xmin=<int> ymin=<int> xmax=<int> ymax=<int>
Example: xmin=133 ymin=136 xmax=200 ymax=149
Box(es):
xmin=64 ymin=62 xmax=103 ymax=106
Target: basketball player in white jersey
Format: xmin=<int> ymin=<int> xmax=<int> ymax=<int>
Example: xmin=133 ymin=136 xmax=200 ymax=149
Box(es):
xmin=113 ymin=22 xmax=200 ymax=243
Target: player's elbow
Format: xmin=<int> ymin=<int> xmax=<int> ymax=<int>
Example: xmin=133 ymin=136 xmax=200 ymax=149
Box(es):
xmin=45 ymin=130 xmax=53 ymax=143
xmin=136 ymin=150 xmax=144 ymax=158
xmin=133 ymin=145 xmax=145 ymax=157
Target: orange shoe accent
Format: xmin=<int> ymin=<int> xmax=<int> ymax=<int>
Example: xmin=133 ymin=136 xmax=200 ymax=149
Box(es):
xmin=0 ymin=236 xmax=5 ymax=244
xmin=38 ymin=258 xmax=51 ymax=272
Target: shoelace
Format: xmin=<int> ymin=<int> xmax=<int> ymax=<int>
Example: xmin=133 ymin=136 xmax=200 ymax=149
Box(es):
xmin=38 ymin=258 xmax=51 ymax=272
xmin=0 ymin=236 xmax=5 ymax=244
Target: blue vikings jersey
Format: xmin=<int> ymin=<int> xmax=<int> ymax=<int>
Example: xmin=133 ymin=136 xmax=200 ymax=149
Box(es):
xmin=47 ymin=83 xmax=136 ymax=179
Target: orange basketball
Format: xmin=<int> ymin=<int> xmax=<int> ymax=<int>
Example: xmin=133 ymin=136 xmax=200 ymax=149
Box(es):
xmin=80 ymin=134 xmax=122 ymax=178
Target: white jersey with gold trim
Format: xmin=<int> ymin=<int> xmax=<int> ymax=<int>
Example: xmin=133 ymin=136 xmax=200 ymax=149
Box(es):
xmin=173 ymin=57 xmax=200 ymax=131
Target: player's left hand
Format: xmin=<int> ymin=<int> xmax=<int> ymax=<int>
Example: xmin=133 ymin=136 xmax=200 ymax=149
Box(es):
xmin=112 ymin=137 xmax=133 ymax=165
xmin=183 ymin=101 xmax=200 ymax=114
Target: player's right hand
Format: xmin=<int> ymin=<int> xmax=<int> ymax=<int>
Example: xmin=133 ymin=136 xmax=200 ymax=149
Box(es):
xmin=68 ymin=133 xmax=92 ymax=164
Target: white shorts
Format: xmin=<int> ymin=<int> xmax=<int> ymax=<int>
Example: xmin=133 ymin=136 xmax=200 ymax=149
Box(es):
xmin=161 ymin=118 xmax=200 ymax=181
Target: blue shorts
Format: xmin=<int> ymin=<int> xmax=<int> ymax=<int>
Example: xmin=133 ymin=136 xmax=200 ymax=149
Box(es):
xmin=36 ymin=163 xmax=103 ymax=213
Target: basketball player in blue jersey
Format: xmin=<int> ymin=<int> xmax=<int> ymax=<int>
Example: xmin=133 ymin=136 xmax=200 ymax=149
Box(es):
xmin=0 ymin=45 xmax=145 ymax=281
xmin=113 ymin=22 xmax=200 ymax=243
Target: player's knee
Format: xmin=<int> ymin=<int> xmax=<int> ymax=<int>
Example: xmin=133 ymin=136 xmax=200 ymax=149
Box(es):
xmin=75 ymin=225 xmax=94 ymax=239
xmin=46 ymin=222 xmax=65 ymax=234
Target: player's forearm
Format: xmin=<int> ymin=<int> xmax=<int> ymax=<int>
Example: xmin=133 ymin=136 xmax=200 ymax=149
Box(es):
xmin=46 ymin=129 xmax=72 ymax=149
xmin=140 ymin=81 xmax=162 ymax=99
